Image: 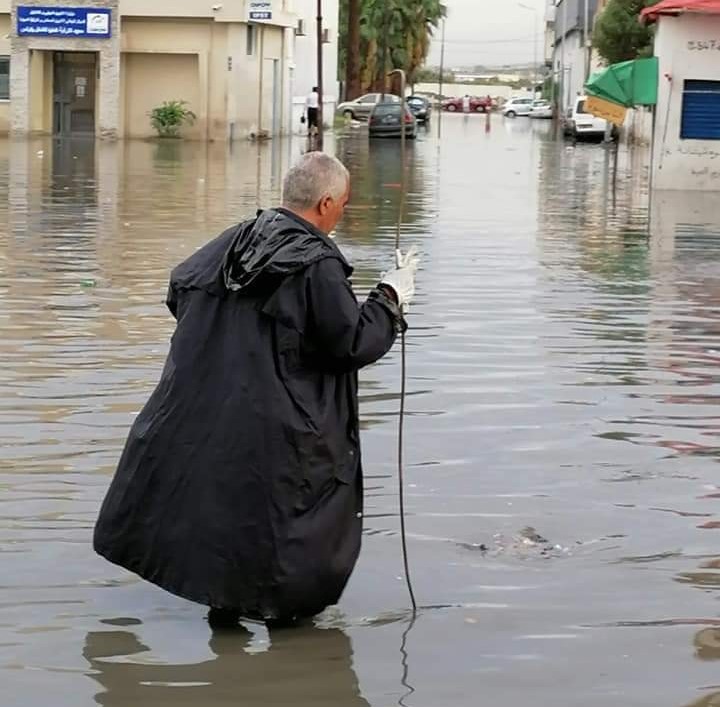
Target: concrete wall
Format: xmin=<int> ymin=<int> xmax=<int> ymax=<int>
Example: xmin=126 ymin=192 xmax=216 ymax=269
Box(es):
xmin=121 ymin=18 xmax=217 ymax=140
xmin=653 ymin=14 xmax=720 ymax=191
xmin=123 ymin=53 xmax=201 ymax=139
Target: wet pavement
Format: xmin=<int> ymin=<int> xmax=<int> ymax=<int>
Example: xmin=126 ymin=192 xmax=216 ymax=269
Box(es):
xmin=2 ymin=114 xmax=720 ymax=707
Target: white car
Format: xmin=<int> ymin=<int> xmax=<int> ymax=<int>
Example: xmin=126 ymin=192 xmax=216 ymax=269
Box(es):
xmin=502 ymin=96 xmax=534 ymax=118
xmin=529 ymin=100 xmax=553 ymax=119
xmin=564 ymin=96 xmax=608 ymax=139
xmin=336 ymin=93 xmax=401 ymax=121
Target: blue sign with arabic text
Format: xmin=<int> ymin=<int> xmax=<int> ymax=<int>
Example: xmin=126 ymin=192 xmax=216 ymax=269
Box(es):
xmin=17 ymin=6 xmax=112 ymax=39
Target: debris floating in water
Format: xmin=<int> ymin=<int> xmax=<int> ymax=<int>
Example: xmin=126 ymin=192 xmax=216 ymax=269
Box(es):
xmin=80 ymin=279 xmax=97 ymax=288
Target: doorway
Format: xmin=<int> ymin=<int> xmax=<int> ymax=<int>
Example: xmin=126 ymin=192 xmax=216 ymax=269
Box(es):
xmin=53 ymin=52 xmax=97 ymax=136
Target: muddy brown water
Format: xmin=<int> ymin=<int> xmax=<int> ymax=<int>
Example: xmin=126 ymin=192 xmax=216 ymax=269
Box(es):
xmin=2 ymin=116 xmax=720 ymax=707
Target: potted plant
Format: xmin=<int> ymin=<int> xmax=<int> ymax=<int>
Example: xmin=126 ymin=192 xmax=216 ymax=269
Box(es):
xmin=149 ymin=100 xmax=197 ymax=138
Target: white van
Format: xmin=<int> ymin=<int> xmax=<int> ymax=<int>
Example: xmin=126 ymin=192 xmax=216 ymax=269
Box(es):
xmin=564 ymin=95 xmax=608 ymax=139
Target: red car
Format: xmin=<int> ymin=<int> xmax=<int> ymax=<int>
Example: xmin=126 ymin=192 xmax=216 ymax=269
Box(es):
xmin=442 ymin=96 xmax=492 ymax=113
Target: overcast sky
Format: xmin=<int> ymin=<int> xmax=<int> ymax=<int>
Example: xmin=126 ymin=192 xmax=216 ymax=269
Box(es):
xmin=427 ymin=0 xmax=547 ymax=68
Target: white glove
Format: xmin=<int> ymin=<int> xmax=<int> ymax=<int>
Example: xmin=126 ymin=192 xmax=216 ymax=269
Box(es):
xmin=380 ymin=247 xmax=420 ymax=311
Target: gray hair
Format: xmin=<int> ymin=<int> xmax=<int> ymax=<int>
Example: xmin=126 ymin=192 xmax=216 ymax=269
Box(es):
xmin=282 ymin=152 xmax=350 ymax=210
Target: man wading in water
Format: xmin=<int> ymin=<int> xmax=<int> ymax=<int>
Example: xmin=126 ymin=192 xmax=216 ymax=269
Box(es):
xmin=94 ymin=153 xmax=419 ymax=628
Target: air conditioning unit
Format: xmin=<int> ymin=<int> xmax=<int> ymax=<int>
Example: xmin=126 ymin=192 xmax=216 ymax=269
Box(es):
xmin=322 ymin=28 xmax=331 ymax=44
xmin=295 ymin=19 xmax=306 ymax=36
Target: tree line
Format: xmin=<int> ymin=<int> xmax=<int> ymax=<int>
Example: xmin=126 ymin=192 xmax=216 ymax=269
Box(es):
xmin=340 ymin=0 xmax=446 ymax=99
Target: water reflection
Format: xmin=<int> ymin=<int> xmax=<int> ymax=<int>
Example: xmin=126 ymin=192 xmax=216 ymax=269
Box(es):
xmin=84 ymin=627 xmax=369 ymax=707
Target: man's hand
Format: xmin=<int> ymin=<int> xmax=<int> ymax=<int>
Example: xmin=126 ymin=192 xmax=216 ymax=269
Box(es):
xmin=380 ymin=247 xmax=420 ymax=311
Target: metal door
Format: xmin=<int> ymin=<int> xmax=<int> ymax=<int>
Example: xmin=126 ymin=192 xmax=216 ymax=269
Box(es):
xmin=53 ymin=52 xmax=97 ymax=136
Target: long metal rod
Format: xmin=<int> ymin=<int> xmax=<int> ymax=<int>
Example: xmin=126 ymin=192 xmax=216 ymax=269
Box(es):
xmin=390 ymin=67 xmax=417 ymax=614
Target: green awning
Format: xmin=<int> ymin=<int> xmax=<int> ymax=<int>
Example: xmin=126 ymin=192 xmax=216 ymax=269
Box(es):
xmin=586 ymin=57 xmax=659 ymax=107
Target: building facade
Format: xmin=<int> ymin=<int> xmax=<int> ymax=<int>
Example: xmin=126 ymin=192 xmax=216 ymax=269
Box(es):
xmin=0 ymin=0 xmax=300 ymax=140
xmin=652 ymin=10 xmax=720 ymax=190
xmin=290 ymin=0 xmax=338 ymax=133
xmin=551 ymin=0 xmax=599 ymax=110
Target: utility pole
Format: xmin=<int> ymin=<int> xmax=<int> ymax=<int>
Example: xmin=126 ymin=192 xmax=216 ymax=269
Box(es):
xmin=583 ymin=0 xmax=591 ymax=82
xmin=438 ymin=18 xmax=446 ymax=100
xmin=316 ymin=0 xmax=324 ymax=150
xmin=438 ymin=17 xmax=446 ymax=138
xmin=534 ymin=11 xmax=539 ymax=95
xmin=561 ymin=0 xmax=567 ymax=110
xmin=519 ymin=4 xmax=539 ymax=95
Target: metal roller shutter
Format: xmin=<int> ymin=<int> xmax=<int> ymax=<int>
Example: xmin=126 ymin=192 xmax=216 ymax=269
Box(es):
xmin=681 ymin=80 xmax=720 ymax=140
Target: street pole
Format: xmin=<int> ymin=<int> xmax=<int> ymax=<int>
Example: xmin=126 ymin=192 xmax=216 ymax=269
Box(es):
xmin=316 ymin=0 xmax=324 ymax=150
xmin=438 ymin=17 xmax=446 ymax=99
xmin=583 ymin=0 xmax=591 ymax=82
xmin=534 ymin=11 xmax=539 ymax=96
xmin=438 ymin=17 xmax=446 ymax=136
xmin=519 ymin=4 xmax=539 ymax=96
xmin=561 ymin=0 xmax=567 ymax=110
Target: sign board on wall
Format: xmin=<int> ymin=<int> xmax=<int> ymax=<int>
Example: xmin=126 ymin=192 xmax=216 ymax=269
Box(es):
xmin=16 ymin=6 xmax=112 ymax=38
xmin=248 ymin=0 xmax=272 ymax=20
xmin=585 ymin=95 xmax=627 ymax=126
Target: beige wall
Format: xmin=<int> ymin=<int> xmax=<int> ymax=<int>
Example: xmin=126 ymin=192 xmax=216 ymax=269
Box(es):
xmin=122 ymin=18 xmax=228 ymax=141
xmin=124 ymin=52 xmax=201 ymax=139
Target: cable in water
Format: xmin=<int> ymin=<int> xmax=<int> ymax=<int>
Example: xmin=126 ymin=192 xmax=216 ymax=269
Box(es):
xmin=392 ymin=69 xmax=417 ymax=615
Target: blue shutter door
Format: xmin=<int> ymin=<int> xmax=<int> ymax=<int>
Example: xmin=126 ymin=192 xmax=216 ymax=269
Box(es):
xmin=681 ymin=80 xmax=720 ymax=140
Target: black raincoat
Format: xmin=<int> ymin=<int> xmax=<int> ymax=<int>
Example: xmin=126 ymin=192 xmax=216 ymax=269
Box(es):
xmin=94 ymin=208 xmax=403 ymax=621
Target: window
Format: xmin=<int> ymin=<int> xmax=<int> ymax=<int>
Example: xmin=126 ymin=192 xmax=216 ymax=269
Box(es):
xmin=246 ymin=25 xmax=255 ymax=56
xmin=681 ymin=80 xmax=720 ymax=140
xmin=0 ymin=57 xmax=9 ymax=101
xmin=359 ymin=94 xmax=377 ymax=104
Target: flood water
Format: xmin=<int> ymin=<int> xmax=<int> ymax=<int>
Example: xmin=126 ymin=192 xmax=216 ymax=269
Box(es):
xmin=2 ymin=115 xmax=720 ymax=707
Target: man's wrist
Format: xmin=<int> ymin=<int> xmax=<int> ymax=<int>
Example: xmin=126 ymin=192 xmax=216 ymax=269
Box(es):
xmin=377 ymin=284 xmax=398 ymax=303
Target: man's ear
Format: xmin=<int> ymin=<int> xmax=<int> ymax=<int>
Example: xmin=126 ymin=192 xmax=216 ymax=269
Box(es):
xmin=318 ymin=195 xmax=331 ymax=216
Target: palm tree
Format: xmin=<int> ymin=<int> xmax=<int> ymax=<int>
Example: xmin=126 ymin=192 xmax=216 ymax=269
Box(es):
xmin=346 ymin=0 xmax=361 ymax=99
xmin=341 ymin=0 xmax=446 ymax=96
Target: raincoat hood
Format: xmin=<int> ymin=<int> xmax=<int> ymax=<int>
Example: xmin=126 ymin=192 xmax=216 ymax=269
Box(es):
xmin=223 ymin=208 xmax=352 ymax=293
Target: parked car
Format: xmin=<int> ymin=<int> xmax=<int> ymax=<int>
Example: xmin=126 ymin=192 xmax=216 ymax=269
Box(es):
xmin=337 ymin=93 xmax=401 ymax=121
xmin=563 ymin=95 xmax=608 ymax=140
xmin=529 ymin=99 xmax=553 ymax=119
xmin=406 ymin=95 xmax=431 ymax=123
xmin=441 ymin=95 xmax=492 ymax=113
xmin=368 ymin=102 xmax=417 ymax=139
xmin=502 ymin=96 xmax=534 ymax=118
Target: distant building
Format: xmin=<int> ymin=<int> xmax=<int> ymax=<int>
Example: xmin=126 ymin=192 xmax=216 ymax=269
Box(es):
xmin=0 ymin=0 xmax=298 ymax=140
xmin=550 ymin=0 xmax=600 ymax=109
xmin=291 ymin=0 xmax=338 ymax=133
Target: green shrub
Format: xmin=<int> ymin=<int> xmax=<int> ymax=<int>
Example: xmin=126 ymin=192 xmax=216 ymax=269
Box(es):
xmin=149 ymin=100 xmax=197 ymax=138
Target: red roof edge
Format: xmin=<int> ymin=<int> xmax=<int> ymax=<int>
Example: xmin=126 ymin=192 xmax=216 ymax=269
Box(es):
xmin=641 ymin=0 xmax=720 ymax=24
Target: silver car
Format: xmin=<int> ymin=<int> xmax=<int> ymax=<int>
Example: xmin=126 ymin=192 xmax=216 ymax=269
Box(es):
xmin=529 ymin=100 xmax=553 ymax=119
xmin=337 ymin=93 xmax=401 ymax=121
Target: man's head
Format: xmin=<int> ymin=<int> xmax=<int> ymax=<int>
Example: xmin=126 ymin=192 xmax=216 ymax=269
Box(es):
xmin=282 ymin=152 xmax=350 ymax=235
